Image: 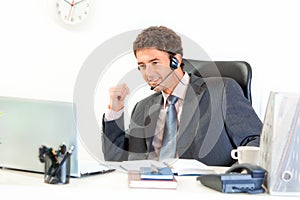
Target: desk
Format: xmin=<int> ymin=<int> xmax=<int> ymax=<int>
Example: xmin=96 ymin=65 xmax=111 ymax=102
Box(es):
xmin=0 ymin=165 xmax=298 ymax=200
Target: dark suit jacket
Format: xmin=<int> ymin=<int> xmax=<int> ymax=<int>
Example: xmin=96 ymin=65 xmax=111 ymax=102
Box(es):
xmin=102 ymin=74 xmax=262 ymax=166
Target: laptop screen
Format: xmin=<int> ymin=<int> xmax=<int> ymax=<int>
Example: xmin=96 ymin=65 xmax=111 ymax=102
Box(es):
xmin=0 ymin=96 xmax=80 ymax=176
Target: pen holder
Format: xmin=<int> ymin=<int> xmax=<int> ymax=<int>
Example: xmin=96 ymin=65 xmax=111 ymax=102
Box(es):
xmin=44 ymin=154 xmax=71 ymax=184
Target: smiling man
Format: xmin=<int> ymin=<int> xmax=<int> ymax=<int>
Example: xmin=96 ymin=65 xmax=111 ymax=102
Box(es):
xmin=101 ymin=26 xmax=262 ymax=166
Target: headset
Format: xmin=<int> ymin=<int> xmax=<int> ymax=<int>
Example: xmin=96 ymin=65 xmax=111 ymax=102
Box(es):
xmin=169 ymin=55 xmax=179 ymax=70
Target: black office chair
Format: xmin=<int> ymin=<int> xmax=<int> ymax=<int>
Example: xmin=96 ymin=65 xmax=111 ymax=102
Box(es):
xmin=182 ymin=59 xmax=252 ymax=104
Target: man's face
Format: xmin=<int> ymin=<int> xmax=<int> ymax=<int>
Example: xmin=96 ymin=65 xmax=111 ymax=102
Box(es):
xmin=136 ymin=48 xmax=178 ymax=93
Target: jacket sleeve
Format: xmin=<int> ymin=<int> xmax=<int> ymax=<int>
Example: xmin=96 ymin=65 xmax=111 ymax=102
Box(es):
xmin=222 ymin=78 xmax=263 ymax=147
xmin=101 ymin=113 xmax=128 ymax=161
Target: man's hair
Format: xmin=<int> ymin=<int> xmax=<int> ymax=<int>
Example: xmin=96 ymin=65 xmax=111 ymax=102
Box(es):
xmin=133 ymin=26 xmax=183 ymax=56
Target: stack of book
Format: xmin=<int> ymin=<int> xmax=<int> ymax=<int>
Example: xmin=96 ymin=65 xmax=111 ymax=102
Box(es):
xmin=125 ymin=159 xmax=216 ymax=189
xmin=128 ymin=166 xmax=177 ymax=189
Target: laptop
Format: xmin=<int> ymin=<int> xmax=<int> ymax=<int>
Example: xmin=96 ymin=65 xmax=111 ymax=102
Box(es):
xmin=0 ymin=96 xmax=115 ymax=177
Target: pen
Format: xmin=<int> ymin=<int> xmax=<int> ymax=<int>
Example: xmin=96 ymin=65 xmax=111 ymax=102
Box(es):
xmin=48 ymin=145 xmax=75 ymax=183
xmin=163 ymin=158 xmax=178 ymax=169
xmin=163 ymin=162 xmax=173 ymax=169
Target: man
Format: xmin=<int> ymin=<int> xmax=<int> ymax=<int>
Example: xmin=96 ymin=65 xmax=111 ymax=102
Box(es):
xmin=102 ymin=26 xmax=262 ymax=166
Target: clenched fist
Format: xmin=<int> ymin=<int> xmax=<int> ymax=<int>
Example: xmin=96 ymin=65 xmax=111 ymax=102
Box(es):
xmin=108 ymin=83 xmax=130 ymax=111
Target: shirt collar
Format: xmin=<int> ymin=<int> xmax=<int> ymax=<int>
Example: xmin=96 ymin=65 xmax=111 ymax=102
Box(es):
xmin=162 ymin=72 xmax=190 ymax=107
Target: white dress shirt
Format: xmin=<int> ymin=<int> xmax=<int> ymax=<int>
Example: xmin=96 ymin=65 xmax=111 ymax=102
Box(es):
xmin=149 ymin=73 xmax=190 ymax=160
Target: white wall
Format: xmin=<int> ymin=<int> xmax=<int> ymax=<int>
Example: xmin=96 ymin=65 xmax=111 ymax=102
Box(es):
xmin=1 ymin=0 xmax=299 ymax=159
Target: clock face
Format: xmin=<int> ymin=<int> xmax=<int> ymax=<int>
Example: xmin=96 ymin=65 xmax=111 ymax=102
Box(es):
xmin=56 ymin=0 xmax=92 ymax=25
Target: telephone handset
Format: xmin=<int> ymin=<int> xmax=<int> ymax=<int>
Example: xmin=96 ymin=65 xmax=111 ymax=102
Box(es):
xmin=226 ymin=163 xmax=266 ymax=178
xmin=197 ymin=163 xmax=267 ymax=194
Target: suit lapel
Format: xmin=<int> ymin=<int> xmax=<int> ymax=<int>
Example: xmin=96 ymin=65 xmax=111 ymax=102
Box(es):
xmin=177 ymin=75 xmax=206 ymax=156
xmin=144 ymin=94 xmax=163 ymax=150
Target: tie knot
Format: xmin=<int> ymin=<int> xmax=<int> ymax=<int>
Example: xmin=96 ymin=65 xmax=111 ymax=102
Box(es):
xmin=167 ymin=95 xmax=178 ymax=105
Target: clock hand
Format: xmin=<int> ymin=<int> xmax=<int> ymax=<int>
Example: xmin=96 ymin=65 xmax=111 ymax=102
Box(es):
xmin=63 ymin=0 xmax=71 ymax=5
xmin=67 ymin=0 xmax=75 ymax=22
xmin=74 ymin=0 xmax=87 ymax=6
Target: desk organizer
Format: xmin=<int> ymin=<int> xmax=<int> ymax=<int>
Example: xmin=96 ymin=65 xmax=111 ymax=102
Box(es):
xmin=259 ymin=92 xmax=300 ymax=196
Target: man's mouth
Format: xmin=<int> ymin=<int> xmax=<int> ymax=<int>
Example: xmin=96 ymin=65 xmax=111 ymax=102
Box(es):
xmin=149 ymin=80 xmax=160 ymax=87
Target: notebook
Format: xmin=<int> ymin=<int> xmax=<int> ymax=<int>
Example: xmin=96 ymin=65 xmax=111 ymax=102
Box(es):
xmin=0 ymin=96 xmax=115 ymax=177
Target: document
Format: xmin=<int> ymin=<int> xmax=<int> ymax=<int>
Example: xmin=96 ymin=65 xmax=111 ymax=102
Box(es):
xmin=165 ymin=159 xmax=216 ymax=176
xmin=121 ymin=159 xmax=215 ymax=176
xmin=120 ymin=160 xmax=165 ymax=171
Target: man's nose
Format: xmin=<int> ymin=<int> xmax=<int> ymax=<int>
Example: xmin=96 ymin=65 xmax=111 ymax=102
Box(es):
xmin=145 ymin=64 xmax=156 ymax=75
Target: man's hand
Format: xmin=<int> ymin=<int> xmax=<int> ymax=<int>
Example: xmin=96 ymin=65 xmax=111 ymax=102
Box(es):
xmin=108 ymin=83 xmax=130 ymax=111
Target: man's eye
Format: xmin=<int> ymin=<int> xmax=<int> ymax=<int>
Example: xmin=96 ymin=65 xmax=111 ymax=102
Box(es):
xmin=138 ymin=64 xmax=146 ymax=70
xmin=152 ymin=61 xmax=159 ymax=65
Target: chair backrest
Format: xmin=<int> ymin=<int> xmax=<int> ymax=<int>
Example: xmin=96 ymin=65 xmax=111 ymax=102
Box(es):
xmin=183 ymin=59 xmax=252 ymax=104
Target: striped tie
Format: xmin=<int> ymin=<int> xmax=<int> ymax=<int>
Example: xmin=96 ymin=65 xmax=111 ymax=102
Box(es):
xmin=159 ymin=95 xmax=178 ymax=161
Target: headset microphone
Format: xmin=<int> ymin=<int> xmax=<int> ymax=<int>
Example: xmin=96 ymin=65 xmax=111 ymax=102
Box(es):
xmin=150 ymin=70 xmax=174 ymax=90
xmin=150 ymin=86 xmax=155 ymax=90
xmin=150 ymin=56 xmax=179 ymax=90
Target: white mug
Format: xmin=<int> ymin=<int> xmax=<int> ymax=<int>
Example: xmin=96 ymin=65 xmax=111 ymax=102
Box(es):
xmin=231 ymin=146 xmax=260 ymax=165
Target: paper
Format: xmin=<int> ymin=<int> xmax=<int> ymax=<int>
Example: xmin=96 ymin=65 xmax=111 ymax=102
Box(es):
xmin=120 ymin=160 xmax=165 ymax=171
xmin=121 ymin=159 xmax=215 ymax=176
xmin=165 ymin=159 xmax=216 ymax=176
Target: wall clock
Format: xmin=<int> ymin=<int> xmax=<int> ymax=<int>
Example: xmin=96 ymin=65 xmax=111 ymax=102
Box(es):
xmin=45 ymin=0 xmax=95 ymax=29
xmin=56 ymin=0 xmax=94 ymax=25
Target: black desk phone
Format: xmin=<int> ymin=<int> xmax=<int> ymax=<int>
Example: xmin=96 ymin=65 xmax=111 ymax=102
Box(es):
xmin=197 ymin=163 xmax=267 ymax=194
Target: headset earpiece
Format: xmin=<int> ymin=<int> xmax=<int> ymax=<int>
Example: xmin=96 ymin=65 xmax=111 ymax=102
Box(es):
xmin=170 ymin=56 xmax=178 ymax=70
